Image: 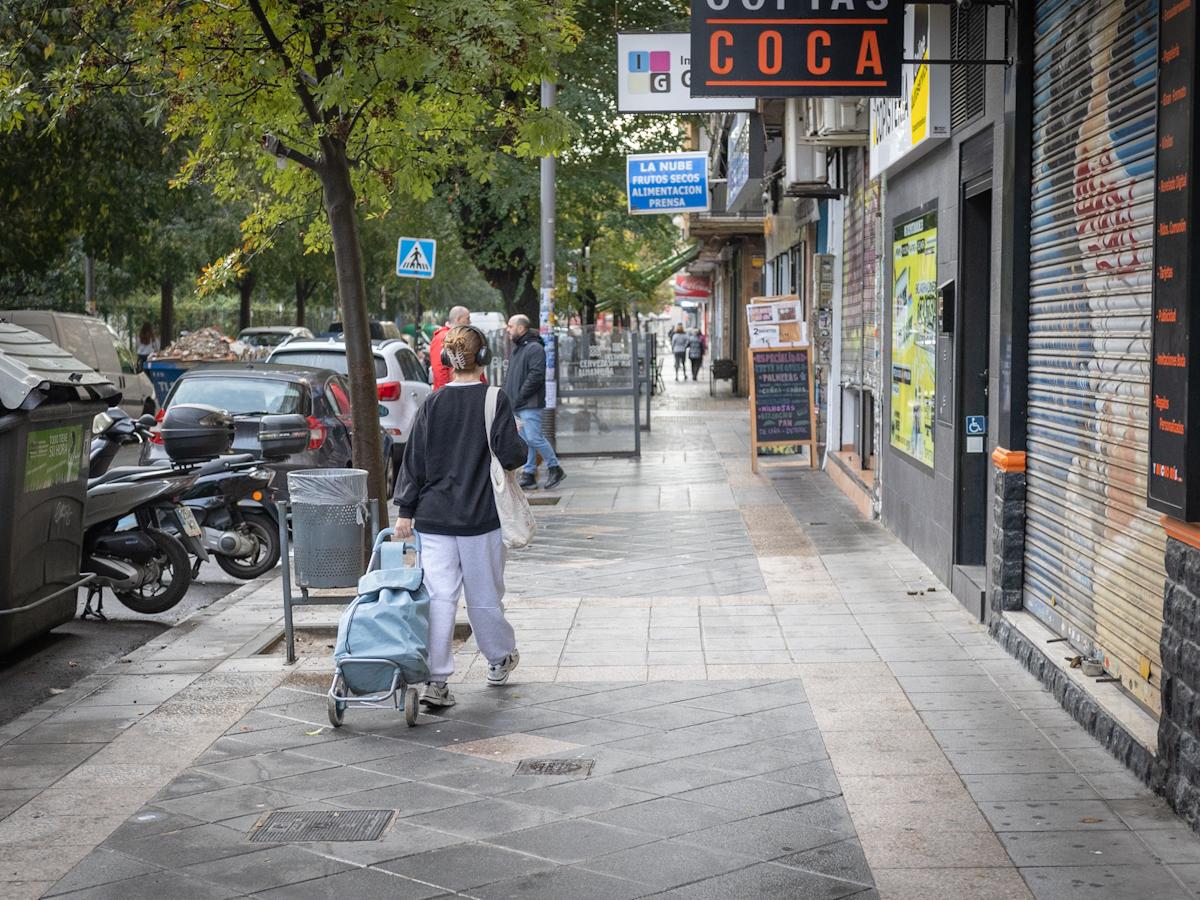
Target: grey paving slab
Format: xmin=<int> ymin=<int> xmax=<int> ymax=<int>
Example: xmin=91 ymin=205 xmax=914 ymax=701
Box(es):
xmin=978 ymin=799 xmax=1128 ymax=832
xmin=326 ymin=780 xmax=477 ymax=816
xmin=1019 ymin=865 xmax=1192 ymax=900
xmin=580 ymin=837 xmax=759 ymax=890
xmin=489 ymin=817 xmax=658 ymax=863
xmin=179 ymin=845 xmax=354 ymax=893
xmin=650 ymin=860 xmax=869 ymax=899
xmin=403 ymin=796 xmax=565 ymax=839
xmin=477 ymin=865 xmax=647 ymax=900
xmin=508 ymin=777 xmax=655 ymax=816
xmin=379 ymin=841 xmax=558 ymax=891
xmin=961 ymin=773 xmax=1103 ymax=802
xmin=45 ymin=848 xmax=161 ymax=896
xmin=586 ymin=795 xmax=746 ymax=837
xmin=675 ymin=806 xmax=850 ymax=861
xmin=998 ymin=829 xmax=1156 ymax=867
xmin=252 ymin=866 xmax=448 ymax=900
xmin=50 ymin=868 xmax=239 ymax=900
xmin=673 ymin=776 xmax=833 ymax=816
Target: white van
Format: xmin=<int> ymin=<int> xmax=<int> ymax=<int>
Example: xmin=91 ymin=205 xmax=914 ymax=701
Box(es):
xmin=0 ymin=310 xmax=157 ymax=417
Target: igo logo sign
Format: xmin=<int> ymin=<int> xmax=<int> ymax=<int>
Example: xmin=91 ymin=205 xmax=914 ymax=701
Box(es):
xmin=627 ymin=50 xmax=673 ymax=93
xmin=617 ymin=33 xmax=755 ymax=114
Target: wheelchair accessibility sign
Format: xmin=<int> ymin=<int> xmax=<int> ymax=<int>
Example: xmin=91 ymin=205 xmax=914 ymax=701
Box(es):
xmin=965 ymin=415 xmax=987 ymax=436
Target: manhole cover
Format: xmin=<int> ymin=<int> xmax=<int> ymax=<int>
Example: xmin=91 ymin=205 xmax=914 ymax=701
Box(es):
xmin=528 ymin=496 xmax=561 ymax=506
xmin=515 ymin=757 xmax=595 ymax=776
xmin=249 ymin=810 xmax=393 ymax=843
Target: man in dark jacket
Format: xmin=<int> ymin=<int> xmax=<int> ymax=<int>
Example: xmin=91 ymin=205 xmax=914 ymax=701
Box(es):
xmin=503 ymin=315 xmax=565 ymax=490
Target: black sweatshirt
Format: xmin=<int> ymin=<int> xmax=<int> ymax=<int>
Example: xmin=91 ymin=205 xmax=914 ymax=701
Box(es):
xmin=393 ymin=382 xmax=528 ymax=536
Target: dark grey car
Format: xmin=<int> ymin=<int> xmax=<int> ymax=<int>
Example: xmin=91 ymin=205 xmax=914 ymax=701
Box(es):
xmin=140 ymin=363 xmax=357 ymax=496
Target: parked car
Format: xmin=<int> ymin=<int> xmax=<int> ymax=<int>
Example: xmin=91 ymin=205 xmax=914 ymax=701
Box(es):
xmin=0 ymin=310 xmax=156 ymax=417
xmin=326 ymin=320 xmax=403 ymax=341
xmin=139 ymin=362 xmax=358 ymax=495
xmin=266 ymin=338 xmax=431 ymax=482
xmin=238 ymin=326 xmax=314 ymax=349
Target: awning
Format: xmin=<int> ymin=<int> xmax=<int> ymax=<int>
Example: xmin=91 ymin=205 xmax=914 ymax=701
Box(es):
xmin=636 ymin=242 xmax=702 ymax=293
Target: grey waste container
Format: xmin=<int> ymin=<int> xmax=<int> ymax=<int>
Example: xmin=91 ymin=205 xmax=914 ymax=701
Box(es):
xmin=0 ymin=323 xmax=119 ymax=654
xmin=287 ymin=468 xmax=370 ymax=588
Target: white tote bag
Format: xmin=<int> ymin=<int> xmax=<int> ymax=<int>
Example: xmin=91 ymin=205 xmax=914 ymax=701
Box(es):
xmin=484 ymin=386 xmax=536 ymax=549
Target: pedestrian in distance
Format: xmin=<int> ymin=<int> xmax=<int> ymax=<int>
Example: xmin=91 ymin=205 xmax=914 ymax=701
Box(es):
xmin=136 ymin=322 xmax=159 ymax=372
xmin=504 ymin=314 xmax=566 ymax=491
xmin=393 ymin=325 xmax=526 ymax=708
xmin=687 ymin=327 xmax=705 ymax=381
xmin=429 ymin=306 xmax=482 ymax=390
xmin=670 ymin=323 xmax=688 ymax=381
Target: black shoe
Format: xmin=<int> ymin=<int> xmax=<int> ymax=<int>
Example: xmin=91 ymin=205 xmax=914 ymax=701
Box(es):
xmin=544 ymin=466 xmax=566 ymax=490
xmin=518 ymin=472 xmax=538 ymax=490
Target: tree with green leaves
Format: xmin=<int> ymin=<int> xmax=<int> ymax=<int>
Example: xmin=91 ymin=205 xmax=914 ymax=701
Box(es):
xmin=2 ymin=0 xmax=578 ymax=513
xmin=447 ymin=0 xmax=689 ymax=324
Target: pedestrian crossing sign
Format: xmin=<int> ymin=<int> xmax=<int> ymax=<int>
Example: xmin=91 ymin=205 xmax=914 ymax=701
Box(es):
xmin=396 ymin=237 xmax=436 ymax=279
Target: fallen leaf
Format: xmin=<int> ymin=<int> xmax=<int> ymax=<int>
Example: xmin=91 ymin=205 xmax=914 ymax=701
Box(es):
xmin=305 ymin=729 xmax=324 ymax=736
xmin=1080 ymin=817 xmax=1104 ymax=824
xmin=48 ymin=688 xmax=65 ymax=695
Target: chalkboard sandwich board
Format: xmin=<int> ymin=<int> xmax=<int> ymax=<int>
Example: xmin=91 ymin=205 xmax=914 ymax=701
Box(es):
xmin=749 ymin=346 xmax=817 ymax=472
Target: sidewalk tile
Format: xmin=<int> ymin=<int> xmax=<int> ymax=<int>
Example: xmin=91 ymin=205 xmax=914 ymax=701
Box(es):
xmin=871 ymin=867 xmax=1032 ymax=900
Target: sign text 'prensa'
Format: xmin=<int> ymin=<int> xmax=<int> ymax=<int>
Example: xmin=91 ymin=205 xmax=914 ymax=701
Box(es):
xmin=689 ymin=0 xmax=904 ymax=98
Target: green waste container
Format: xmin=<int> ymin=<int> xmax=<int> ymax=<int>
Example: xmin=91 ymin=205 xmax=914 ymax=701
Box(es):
xmin=0 ymin=323 xmax=119 ymax=654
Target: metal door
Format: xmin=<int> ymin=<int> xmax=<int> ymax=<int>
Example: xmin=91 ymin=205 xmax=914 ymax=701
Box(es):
xmin=1024 ymin=0 xmax=1163 ymax=712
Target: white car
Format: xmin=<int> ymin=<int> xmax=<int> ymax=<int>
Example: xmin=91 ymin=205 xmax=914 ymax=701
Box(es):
xmin=266 ymin=338 xmax=431 ymax=487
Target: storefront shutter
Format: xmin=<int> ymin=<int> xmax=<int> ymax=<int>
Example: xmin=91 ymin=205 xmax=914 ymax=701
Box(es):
xmin=1025 ymin=0 xmax=1163 ymax=712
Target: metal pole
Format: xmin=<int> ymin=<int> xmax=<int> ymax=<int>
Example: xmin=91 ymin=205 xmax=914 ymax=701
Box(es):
xmin=84 ymin=256 xmax=96 ymax=315
xmin=540 ymin=79 xmax=557 ymax=448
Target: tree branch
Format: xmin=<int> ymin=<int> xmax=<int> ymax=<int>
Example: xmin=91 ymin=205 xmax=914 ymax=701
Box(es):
xmin=245 ymin=0 xmax=324 ymax=132
xmin=262 ymin=133 xmax=318 ymax=170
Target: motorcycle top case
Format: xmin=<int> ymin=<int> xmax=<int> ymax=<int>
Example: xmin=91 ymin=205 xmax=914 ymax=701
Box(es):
xmin=333 ymin=538 xmax=431 ymax=694
xmin=160 ymin=403 xmax=233 ymax=463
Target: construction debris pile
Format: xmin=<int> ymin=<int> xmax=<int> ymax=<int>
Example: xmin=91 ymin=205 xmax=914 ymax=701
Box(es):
xmin=151 ymin=328 xmax=251 ymax=362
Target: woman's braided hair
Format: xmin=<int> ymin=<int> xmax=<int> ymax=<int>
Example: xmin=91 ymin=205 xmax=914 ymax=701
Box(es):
xmin=443 ymin=325 xmax=484 ymax=371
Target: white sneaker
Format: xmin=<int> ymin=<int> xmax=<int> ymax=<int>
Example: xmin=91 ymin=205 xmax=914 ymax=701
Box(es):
xmin=421 ymin=681 xmax=456 ymax=708
xmin=487 ymin=650 xmax=520 ymax=686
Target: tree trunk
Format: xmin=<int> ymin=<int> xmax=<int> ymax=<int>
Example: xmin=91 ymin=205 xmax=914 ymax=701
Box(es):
xmin=295 ymin=278 xmax=311 ymax=327
xmin=320 ymin=151 xmax=388 ymax=526
xmin=238 ymin=271 xmax=256 ymax=332
xmin=160 ymin=278 xmax=175 ymax=346
xmin=583 ymin=289 xmax=597 ymax=327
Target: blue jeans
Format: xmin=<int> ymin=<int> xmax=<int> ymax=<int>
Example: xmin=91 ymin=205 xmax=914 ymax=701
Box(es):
xmin=517 ymin=408 xmax=559 ymax=473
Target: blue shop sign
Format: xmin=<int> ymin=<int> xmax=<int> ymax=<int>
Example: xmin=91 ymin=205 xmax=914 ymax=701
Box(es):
xmin=626 ymin=151 xmax=710 ymax=215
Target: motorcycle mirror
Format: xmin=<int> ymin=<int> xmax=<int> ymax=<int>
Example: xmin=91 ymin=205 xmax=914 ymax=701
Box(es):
xmin=137 ymin=413 xmax=158 ymax=428
xmin=259 ymin=414 xmax=309 ymax=458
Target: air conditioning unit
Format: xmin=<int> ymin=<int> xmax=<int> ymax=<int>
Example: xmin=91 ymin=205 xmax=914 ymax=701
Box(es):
xmin=784 ymin=99 xmax=834 ymax=196
xmin=802 ymin=98 xmax=868 ymax=146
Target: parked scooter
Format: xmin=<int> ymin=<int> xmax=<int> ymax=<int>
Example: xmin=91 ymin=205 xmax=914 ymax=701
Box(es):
xmin=82 ymin=450 xmax=208 ymax=620
xmin=90 ymin=409 xmax=280 ymax=580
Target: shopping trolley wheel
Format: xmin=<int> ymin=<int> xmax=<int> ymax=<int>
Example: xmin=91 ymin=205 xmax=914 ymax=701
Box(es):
xmin=327 ymin=674 xmax=347 ymax=728
xmin=405 ymin=686 xmax=419 ymax=727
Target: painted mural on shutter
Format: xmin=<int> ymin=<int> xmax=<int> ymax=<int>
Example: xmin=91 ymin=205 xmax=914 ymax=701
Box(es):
xmin=1025 ymin=0 xmax=1164 ymax=712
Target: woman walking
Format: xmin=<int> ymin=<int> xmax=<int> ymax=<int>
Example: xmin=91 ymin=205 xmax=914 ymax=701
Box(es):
xmin=686 ymin=328 xmax=705 ymax=381
xmin=136 ymin=322 xmax=159 ymax=372
xmin=393 ymin=325 xmax=526 ymax=708
xmin=670 ymin=324 xmax=688 ymax=380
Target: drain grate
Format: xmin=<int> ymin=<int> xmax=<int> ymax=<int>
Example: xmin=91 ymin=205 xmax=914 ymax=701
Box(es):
xmin=249 ymin=809 xmax=393 ymax=843
xmin=527 ymin=495 xmax=561 ymax=506
xmin=515 ymin=757 xmax=595 ymax=776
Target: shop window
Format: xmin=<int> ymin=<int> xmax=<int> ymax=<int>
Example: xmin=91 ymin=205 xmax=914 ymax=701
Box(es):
xmin=951 ymin=4 xmax=987 ymax=129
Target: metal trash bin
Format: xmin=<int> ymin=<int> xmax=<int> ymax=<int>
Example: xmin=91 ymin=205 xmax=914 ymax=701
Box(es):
xmin=0 ymin=323 xmax=119 ymax=654
xmin=287 ymin=468 xmax=370 ymax=588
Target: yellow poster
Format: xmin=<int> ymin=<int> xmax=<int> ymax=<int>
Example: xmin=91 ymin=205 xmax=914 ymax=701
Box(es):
xmin=890 ymin=212 xmax=937 ymax=467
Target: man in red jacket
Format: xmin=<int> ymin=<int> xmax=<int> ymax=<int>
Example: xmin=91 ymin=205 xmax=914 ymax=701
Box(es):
xmin=429 ymin=306 xmax=473 ymax=390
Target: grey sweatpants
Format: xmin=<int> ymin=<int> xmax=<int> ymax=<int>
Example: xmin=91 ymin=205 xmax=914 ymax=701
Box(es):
xmin=418 ymin=529 xmax=516 ymax=681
